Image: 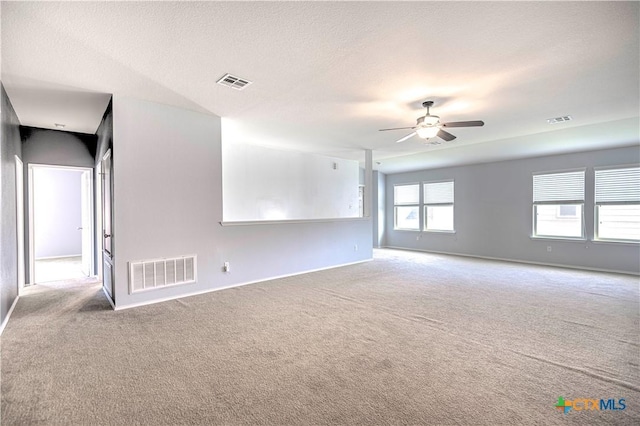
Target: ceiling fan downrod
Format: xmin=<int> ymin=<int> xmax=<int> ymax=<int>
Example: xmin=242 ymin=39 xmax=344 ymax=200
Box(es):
xmin=422 ymin=100 xmax=434 ymax=115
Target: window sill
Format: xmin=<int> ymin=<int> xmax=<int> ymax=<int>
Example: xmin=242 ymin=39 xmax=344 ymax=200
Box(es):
xmin=592 ymin=239 xmax=640 ymax=245
xmin=423 ymin=230 xmax=456 ymax=234
xmin=530 ymin=236 xmax=587 ymax=242
xmin=393 ymin=228 xmax=421 ymax=232
xmin=220 ymin=217 xmax=369 ymax=226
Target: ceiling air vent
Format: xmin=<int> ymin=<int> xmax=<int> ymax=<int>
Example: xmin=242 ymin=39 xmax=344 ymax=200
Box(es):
xmin=216 ymin=73 xmax=252 ymax=90
xmin=547 ymin=115 xmax=572 ymax=124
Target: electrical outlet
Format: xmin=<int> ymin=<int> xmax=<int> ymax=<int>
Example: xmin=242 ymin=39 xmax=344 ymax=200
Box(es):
xmin=223 ymin=261 xmax=230 ymax=272
xmin=354 ymin=244 xmax=358 ymax=252
xmin=547 ymin=246 xmax=552 ymax=252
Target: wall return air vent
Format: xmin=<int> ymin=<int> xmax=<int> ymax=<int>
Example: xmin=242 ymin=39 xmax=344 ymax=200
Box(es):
xmin=129 ymin=255 xmax=197 ymax=294
xmin=216 ymin=73 xmax=252 ymax=90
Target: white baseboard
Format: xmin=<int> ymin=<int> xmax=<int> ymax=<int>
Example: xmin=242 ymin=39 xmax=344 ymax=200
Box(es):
xmin=35 ymin=254 xmax=82 ymax=260
xmin=114 ymin=258 xmax=373 ymax=311
xmin=382 ymin=246 xmax=640 ymax=276
xmin=0 ymin=295 xmax=20 ymax=336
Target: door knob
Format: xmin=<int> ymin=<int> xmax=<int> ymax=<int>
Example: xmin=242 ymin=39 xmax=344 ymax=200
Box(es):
xmin=104 ymin=233 xmax=111 ymax=238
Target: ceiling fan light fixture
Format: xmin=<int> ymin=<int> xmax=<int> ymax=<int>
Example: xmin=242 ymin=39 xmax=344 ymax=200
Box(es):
xmin=416 ymin=126 xmax=439 ymax=139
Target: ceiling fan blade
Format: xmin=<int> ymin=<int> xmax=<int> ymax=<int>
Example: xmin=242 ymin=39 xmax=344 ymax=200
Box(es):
xmin=441 ymin=120 xmax=485 ymax=128
xmin=396 ymin=132 xmax=417 ymax=143
xmin=437 ymin=129 xmax=456 ymax=141
xmin=379 ymin=126 xmax=416 ymax=132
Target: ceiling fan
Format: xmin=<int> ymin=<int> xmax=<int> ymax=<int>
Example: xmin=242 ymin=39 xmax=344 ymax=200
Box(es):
xmin=379 ymin=101 xmax=484 ymax=143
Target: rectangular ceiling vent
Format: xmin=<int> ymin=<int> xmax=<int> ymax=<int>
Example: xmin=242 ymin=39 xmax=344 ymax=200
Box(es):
xmin=216 ymin=73 xmax=252 ymax=90
xmin=547 ymin=115 xmax=572 ymax=124
xmin=129 ymin=255 xmax=197 ymax=294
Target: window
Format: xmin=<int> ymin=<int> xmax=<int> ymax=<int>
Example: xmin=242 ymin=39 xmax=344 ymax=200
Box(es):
xmin=424 ymin=181 xmax=454 ymax=231
xmin=595 ymin=167 xmax=640 ymax=242
xmin=394 ymin=184 xmax=419 ymax=230
xmin=533 ymin=170 xmax=584 ymax=238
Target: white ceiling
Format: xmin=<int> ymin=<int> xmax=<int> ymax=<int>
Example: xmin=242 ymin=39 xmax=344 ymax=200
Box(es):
xmin=1 ymin=1 xmax=638 ymax=174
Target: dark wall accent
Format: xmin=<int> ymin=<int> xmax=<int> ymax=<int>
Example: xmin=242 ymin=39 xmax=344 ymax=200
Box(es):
xmin=95 ymin=98 xmax=113 ymax=165
xmin=21 ymin=127 xmax=97 ymax=167
xmin=0 ymin=84 xmax=22 ymax=328
xmin=94 ymin=99 xmax=113 ymax=279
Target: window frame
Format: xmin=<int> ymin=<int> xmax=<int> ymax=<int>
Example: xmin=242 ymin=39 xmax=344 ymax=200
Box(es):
xmin=532 ymin=169 xmax=586 ymax=240
xmin=594 ymin=166 xmax=640 ymax=243
xmin=393 ymin=183 xmax=420 ymax=231
xmin=423 ymin=180 xmax=455 ymax=233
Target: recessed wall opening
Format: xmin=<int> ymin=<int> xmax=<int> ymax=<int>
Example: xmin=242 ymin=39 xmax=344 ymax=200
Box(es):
xmin=28 ymin=164 xmax=94 ymax=284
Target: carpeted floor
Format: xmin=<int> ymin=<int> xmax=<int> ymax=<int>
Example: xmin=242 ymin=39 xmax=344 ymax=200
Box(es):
xmin=1 ymin=249 xmax=638 ymax=425
xmin=34 ymin=256 xmax=87 ymax=283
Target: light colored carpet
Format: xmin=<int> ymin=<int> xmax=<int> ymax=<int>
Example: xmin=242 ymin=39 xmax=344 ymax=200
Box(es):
xmin=1 ymin=249 xmax=638 ymax=425
xmin=34 ymin=256 xmax=86 ymax=283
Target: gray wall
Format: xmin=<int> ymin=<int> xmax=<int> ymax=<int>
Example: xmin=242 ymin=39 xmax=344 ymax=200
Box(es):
xmin=33 ymin=168 xmax=83 ymax=258
xmin=0 ymin=84 xmax=22 ymax=326
xmin=112 ymin=96 xmax=372 ymax=309
xmin=385 ymin=145 xmax=640 ymax=274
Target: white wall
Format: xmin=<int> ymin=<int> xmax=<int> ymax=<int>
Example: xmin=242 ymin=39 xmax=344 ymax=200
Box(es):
xmin=33 ymin=168 xmax=82 ymax=259
xmin=222 ymin=142 xmax=360 ymax=221
xmin=112 ymin=96 xmax=372 ymax=309
xmin=372 ymin=171 xmax=386 ymax=248
xmin=385 ymin=145 xmax=640 ymax=274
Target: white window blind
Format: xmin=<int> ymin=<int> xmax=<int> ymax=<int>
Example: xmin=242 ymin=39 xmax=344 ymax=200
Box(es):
xmin=533 ymin=171 xmax=584 ymax=203
xmin=595 ymin=167 xmax=640 ymax=203
xmin=424 ymin=181 xmax=454 ymax=204
xmin=394 ymin=184 xmax=419 ymax=205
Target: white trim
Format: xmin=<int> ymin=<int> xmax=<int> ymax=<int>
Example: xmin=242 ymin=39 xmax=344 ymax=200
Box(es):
xmin=15 ymin=156 xmax=25 ymax=295
xmin=529 ymin=236 xmax=587 ymax=242
xmin=383 ymin=246 xmax=640 ymax=276
xmin=35 ymin=254 xmax=82 ymax=260
xmin=591 ymin=239 xmax=640 ymax=245
xmin=220 ymin=217 xmax=368 ymax=226
xmin=0 ymin=295 xmax=20 ymax=336
xmin=114 ymin=258 xmax=372 ymax=310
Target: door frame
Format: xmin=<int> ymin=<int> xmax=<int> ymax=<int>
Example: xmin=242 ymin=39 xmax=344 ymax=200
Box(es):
xmin=15 ymin=156 xmax=25 ymax=293
xmin=27 ymin=164 xmax=95 ymax=284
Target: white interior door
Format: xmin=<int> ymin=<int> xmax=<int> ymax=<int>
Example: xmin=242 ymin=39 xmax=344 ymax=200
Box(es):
xmin=101 ymin=149 xmax=114 ymax=299
xmin=80 ymin=170 xmax=93 ymax=276
xmin=15 ymin=156 xmax=25 ymax=291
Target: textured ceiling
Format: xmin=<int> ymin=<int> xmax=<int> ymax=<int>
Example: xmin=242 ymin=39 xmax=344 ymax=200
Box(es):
xmin=1 ymin=1 xmax=638 ymax=173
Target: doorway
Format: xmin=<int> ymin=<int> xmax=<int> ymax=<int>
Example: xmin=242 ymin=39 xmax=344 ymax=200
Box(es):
xmin=28 ymin=165 xmax=94 ymax=284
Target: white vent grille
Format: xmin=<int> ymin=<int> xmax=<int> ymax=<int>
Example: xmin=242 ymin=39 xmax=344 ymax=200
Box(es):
xmin=216 ymin=73 xmax=252 ymax=90
xmin=547 ymin=115 xmax=572 ymax=124
xmin=129 ymin=255 xmax=197 ymax=294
